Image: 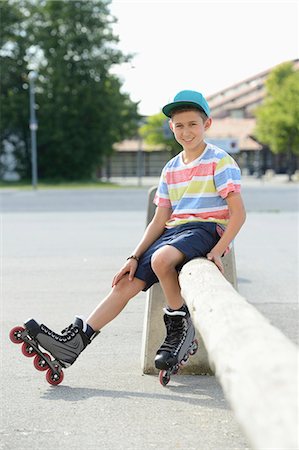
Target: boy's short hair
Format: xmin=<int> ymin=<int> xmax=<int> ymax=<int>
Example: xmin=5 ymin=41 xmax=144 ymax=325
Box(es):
xmin=169 ymin=105 xmax=209 ymax=122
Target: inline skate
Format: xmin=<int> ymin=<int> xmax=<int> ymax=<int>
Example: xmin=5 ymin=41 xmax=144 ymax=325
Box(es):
xmin=155 ymin=305 xmax=198 ymax=386
xmin=9 ymin=316 xmax=97 ymax=385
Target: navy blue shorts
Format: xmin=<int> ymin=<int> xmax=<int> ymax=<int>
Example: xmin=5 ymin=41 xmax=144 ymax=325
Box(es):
xmin=134 ymin=222 xmax=221 ymax=291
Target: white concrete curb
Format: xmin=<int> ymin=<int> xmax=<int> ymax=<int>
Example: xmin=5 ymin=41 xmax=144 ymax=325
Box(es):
xmin=180 ymin=258 xmax=298 ymax=450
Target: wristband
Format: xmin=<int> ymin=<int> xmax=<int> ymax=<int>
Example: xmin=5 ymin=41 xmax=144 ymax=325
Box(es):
xmin=127 ymin=255 xmax=140 ymax=262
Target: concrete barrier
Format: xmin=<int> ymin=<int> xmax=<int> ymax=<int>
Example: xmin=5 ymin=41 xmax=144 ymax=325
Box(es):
xmin=141 ymin=186 xmax=238 ymax=374
xmin=179 ymin=258 xmax=299 ymax=450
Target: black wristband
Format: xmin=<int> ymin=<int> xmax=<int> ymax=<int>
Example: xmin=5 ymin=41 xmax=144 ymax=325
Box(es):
xmin=127 ymin=255 xmax=140 ymax=262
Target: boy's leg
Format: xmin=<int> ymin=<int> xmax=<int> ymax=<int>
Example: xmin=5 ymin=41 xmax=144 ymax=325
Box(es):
xmin=151 ymin=245 xmax=197 ymax=371
xmin=151 ymin=245 xmax=185 ymax=310
xmin=87 ymin=275 xmax=146 ymax=331
xmin=23 ymin=275 xmax=146 ymax=367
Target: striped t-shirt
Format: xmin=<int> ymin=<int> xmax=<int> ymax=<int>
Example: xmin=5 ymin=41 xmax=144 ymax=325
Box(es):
xmin=154 ymin=143 xmax=241 ymax=229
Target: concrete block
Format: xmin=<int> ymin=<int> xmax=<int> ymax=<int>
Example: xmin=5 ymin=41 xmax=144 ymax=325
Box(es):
xmin=141 ymin=281 xmax=212 ymax=375
xmin=264 ymin=169 xmax=275 ymax=179
xmin=292 ymin=169 xmax=299 ymax=182
xmin=180 ymin=258 xmax=298 ymax=450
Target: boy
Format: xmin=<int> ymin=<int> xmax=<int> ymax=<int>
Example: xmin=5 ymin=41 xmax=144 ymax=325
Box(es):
xmin=16 ymin=90 xmax=246 ymax=379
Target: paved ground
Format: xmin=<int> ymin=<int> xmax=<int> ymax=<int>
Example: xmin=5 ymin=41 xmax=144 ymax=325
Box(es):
xmin=1 ymin=178 xmax=298 ymax=449
xmin=1 ymin=175 xmax=298 ymax=213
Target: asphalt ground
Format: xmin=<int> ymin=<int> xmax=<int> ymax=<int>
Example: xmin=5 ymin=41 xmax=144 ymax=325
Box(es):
xmin=1 ymin=177 xmax=298 ymax=213
xmin=1 ymin=178 xmax=298 ymax=449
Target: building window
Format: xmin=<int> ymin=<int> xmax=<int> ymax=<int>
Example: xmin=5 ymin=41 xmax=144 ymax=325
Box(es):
xmin=230 ymin=109 xmax=245 ymax=118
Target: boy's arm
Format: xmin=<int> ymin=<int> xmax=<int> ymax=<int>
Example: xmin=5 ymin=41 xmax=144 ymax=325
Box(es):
xmin=132 ymin=206 xmax=172 ymax=258
xmin=207 ymin=192 xmax=246 ymax=274
xmin=112 ymin=206 xmax=172 ymax=286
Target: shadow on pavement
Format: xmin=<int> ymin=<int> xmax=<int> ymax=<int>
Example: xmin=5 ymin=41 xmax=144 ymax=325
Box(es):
xmin=41 ymin=377 xmax=230 ymax=410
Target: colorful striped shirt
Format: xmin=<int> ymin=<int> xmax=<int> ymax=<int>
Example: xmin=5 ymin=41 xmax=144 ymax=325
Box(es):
xmin=154 ymin=143 xmax=241 ymax=229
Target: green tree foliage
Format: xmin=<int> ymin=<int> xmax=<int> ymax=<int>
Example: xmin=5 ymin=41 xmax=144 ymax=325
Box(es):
xmin=0 ymin=0 xmax=139 ymax=180
xmin=140 ymin=112 xmax=181 ymax=156
xmin=0 ymin=0 xmax=32 ymax=178
xmin=254 ymin=61 xmax=299 ymax=176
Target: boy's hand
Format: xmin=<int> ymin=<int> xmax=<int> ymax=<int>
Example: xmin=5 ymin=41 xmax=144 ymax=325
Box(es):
xmin=206 ymin=251 xmax=224 ymax=275
xmin=112 ymin=259 xmax=138 ymax=287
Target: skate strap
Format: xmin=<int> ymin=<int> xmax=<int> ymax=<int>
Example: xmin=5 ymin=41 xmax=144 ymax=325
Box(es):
xmin=163 ymin=307 xmax=186 ymax=317
xmin=74 ymin=315 xmax=87 ymax=332
xmin=90 ymin=330 xmax=100 ymax=341
xmin=61 ymin=316 xmax=88 ymax=335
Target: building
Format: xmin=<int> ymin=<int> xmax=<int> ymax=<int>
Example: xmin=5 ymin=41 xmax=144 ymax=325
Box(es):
xmin=205 ymin=58 xmax=299 ymax=175
xmin=102 ymin=139 xmax=169 ymax=179
xmin=108 ymin=59 xmax=298 ymax=179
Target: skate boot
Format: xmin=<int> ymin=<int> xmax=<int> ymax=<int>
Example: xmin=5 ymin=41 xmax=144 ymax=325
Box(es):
xmin=9 ymin=316 xmax=98 ymax=385
xmin=155 ymin=305 xmax=198 ymax=386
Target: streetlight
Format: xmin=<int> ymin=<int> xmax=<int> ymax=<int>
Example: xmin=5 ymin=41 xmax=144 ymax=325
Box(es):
xmin=28 ymin=71 xmax=38 ymax=190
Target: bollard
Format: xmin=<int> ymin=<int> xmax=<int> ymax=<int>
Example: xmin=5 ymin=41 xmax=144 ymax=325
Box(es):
xmin=179 ymin=258 xmax=298 ymax=450
xmin=141 ymin=186 xmax=238 ymax=374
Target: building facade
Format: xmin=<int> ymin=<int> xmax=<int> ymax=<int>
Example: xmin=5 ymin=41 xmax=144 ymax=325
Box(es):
xmin=205 ymin=58 xmax=299 ymax=175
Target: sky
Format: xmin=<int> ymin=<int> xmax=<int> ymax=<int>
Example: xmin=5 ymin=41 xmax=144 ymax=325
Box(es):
xmin=110 ymin=0 xmax=298 ymax=115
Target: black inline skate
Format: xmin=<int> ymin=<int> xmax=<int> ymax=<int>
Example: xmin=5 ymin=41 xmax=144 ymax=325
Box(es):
xmin=155 ymin=305 xmax=198 ymax=386
xmin=9 ymin=316 xmax=97 ymax=385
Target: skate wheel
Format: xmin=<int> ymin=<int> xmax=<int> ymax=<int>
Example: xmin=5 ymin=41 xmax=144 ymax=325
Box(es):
xmin=33 ymin=353 xmax=51 ymax=371
xmin=9 ymin=326 xmax=25 ymax=344
xmin=21 ymin=341 xmax=37 ymax=357
xmin=189 ymin=339 xmax=199 ymax=356
xmin=172 ymin=366 xmax=179 ymax=375
xmin=159 ymin=370 xmax=170 ymax=387
xmin=180 ymin=356 xmax=189 ymax=366
xmin=46 ymin=368 xmax=64 ymax=386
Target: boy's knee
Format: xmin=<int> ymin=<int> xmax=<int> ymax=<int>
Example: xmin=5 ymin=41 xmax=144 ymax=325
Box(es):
xmin=112 ymin=274 xmax=145 ymax=295
xmin=151 ymin=249 xmax=174 ymax=275
xmin=112 ymin=275 xmax=131 ymax=293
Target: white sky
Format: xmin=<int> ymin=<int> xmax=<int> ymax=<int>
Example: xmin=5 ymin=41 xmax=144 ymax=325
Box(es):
xmin=110 ymin=0 xmax=298 ymax=115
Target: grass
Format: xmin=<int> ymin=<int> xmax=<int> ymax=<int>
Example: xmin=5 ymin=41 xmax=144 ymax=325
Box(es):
xmin=0 ymin=179 xmax=122 ymax=190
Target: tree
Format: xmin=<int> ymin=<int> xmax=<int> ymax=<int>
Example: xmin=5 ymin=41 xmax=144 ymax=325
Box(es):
xmin=254 ymin=61 xmax=299 ymax=180
xmin=1 ymin=0 xmax=139 ymax=181
xmin=0 ymin=0 xmax=32 ymax=179
xmin=140 ymin=112 xmax=181 ymax=156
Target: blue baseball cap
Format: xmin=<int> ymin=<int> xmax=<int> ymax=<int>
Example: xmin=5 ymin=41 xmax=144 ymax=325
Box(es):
xmin=162 ymin=90 xmax=210 ymax=118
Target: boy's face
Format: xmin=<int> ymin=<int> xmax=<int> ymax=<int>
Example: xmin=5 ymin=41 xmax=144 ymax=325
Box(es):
xmin=169 ymin=110 xmax=212 ymax=152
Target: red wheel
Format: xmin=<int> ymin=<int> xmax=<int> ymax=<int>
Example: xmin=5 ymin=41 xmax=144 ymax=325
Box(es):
xmin=33 ymin=353 xmax=51 ymax=371
xmin=46 ymin=368 xmax=64 ymax=386
xmin=172 ymin=366 xmax=179 ymax=375
xmin=9 ymin=326 xmax=25 ymax=344
xmin=159 ymin=370 xmax=170 ymax=386
xmin=180 ymin=356 xmax=189 ymax=366
xmin=21 ymin=341 xmax=36 ymax=358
